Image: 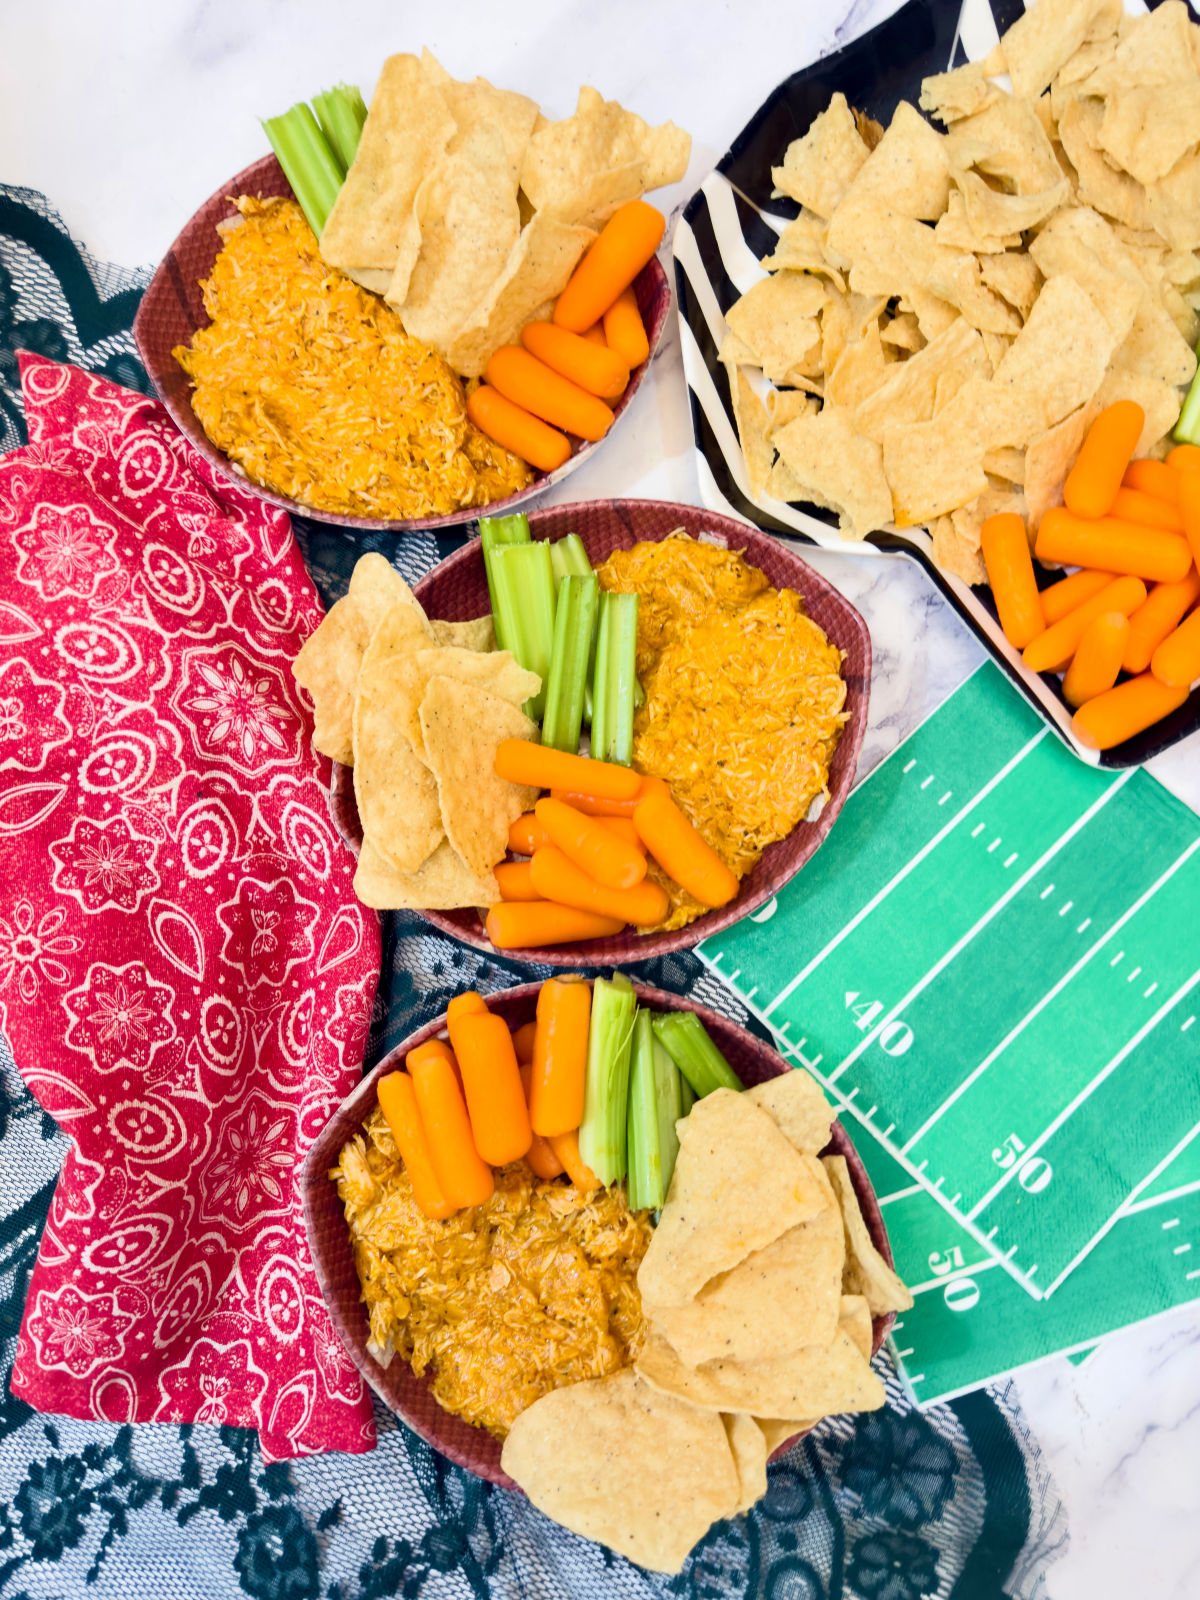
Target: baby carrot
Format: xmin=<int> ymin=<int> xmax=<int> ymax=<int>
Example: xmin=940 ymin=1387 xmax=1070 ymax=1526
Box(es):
xmin=512 ymin=1021 xmax=538 ymax=1064
xmin=601 ymin=817 xmax=645 ymax=852
xmin=508 ymin=812 xmax=547 ymax=856
xmin=1168 ymin=443 xmax=1200 ymax=473
xmin=467 ymin=384 xmax=571 ymax=473
xmin=486 ymin=347 xmax=614 ymax=443
xmin=555 ymin=201 xmax=666 ymax=333
xmin=550 ymin=777 xmax=669 ymax=818
xmin=495 ymin=860 xmax=541 ymax=901
xmin=495 ymin=740 xmax=642 ymax=800
xmin=603 ymin=285 xmax=651 ymax=368
xmin=981 ymin=512 xmax=1043 ymax=649
xmin=1109 ymin=486 xmax=1184 ymax=532
xmin=1023 ymin=575 xmax=1147 ymax=672
xmin=547 ymin=1128 xmax=601 ymax=1192
xmin=1063 ymin=612 xmax=1130 ymax=707
xmin=1178 ymin=469 xmax=1200 ymax=571
xmin=1151 ymin=609 xmax=1200 ymax=688
xmin=1123 ymin=458 xmax=1180 ymax=504
xmin=535 ymin=796 xmax=647 ymax=890
xmin=485 ymin=901 xmax=625 ymax=949
xmin=407 ymin=1037 xmax=457 ymax=1069
xmin=519 ymin=1065 xmax=566 ymax=1179
xmin=446 ymin=992 xmax=488 ymax=1032
xmin=376 ymin=1071 xmax=456 ymax=1220
xmin=1040 ymin=570 xmax=1115 ymax=626
xmin=451 ymin=1011 xmax=532 ymax=1166
xmin=531 ymin=846 xmax=670 ymax=926
xmin=1064 ymin=400 xmax=1144 ymax=518
xmin=1034 ymin=507 xmax=1191 ymax=585
xmin=633 ymin=786 xmax=739 ymax=908
xmin=581 ymin=322 xmax=608 ymax=346
xmin=530 ymin=975 xmax=592 ymax=1137
xmin=408 ymin=1053 xmax=494 ymax=1210
xmin=1071 ymin=673 xmax=1190 ymax=750
xmin=1123 ymin=571 xmax=1200 ymax=673
xmin=522 ymin=320 xmax=630 ymax=402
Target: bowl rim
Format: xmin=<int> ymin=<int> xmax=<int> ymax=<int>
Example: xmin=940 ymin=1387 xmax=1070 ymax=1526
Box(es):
xmin=326 ymin=495 xmax=872 ymax=963
xmin=300 ymin=977 xmax=898 ymax=1487
xmin=131 ymin=151 xmax=671 ymax=535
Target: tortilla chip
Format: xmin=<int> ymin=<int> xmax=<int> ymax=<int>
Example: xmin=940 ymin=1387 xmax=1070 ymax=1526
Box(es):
xmin=1058 ymin=96 xmax=1151 ymax=231
xmin=982 ymin=446 xmax=1026 ymax=485
xmin=1029 ymin=209 xmax=1143 ymax=346
xmin=419 ymin=50 xmax=539 ymax=182
xmin=840 ymin=1294 xmax=873 ymax=1360
xmin=1093 ymin=370 xmax=1185 ymax=458
xmin=352 ymin=660 xmax=445 ymax=873
xmin=1114 ymin=295 xmax=1197 ymax=387
xmin=391 ymin=647 xmax=540 ymax=762
xmin=638 ymin=1091 xmax=830 ymax=1308
xmin=951 ymin=484 xmax=1028 ymax=553
xmin=292 ymin=597 xmax=368 ymax=766
xmin=920 ymin=61 xmax=1003 ymax=125
xmin=880 ymin=312 xmax=923 ymax=352
xmin=954 ymin=170 xmax=1069 ymax=238
xmin=855 ymin=317 xmax=987 ymax=443
xmin=946 ymin=96 xmax=1066 ymax=195
xmin=321 ymin=54 xmax=456 ymax=275
xmin=822 ymin=1155 xmax=914 ymax=1315
xmin=905 ymin=288 xmax=961 ymax=342
xmin=979 ymin=251 xmax=1043 ymax=319
xmin=824 ymin=322 xmax=890 ymax=411
xmin=360 ymin=600 xmax=436 ymax=678
xmin=746 ymin=1070 xmax=836 ymax=1153
xmin=418 ymin=677 xmax=537 ymax=878
xmin=729 ymin=367 xmax=775 ymax=500
xmin=519 ymin=86 xmax=690 ymax=226
xmin=724 ymin=1414 xmax=769 ymax=1515
xmin=353 ymin=836 xmax=500 ymax=911
xmin=765 ymin=388 xmax=819 ymax=435
xmin=754 ymin=1416 xmax=818 ymax=1456
xmin=771 ymin=93 xmax=870 ymax=218
xmin=725 ymin=273 xmax=826 ymax=385
xmin=1097 ymin=81 xmax=1200 ymax=188
xmin=772 ymin=408 xmax=892 ymax=540
xmin=1079 ymin=0 xmax=1197 ymax=96
xmin=1000 ymin=0 xmax=1121 ymax=100
xmin=836 ymin=102 xmax=951 ymax=222
xmin=651 ymin=1187 xmax=844 ymax=1366
xmin=387 ymin=122 xmax=521 ymax=348
xmin=636 ymin=1323 xmax=885 ymax=1420
xmin=992 ymin=274 xmax=1116 ymax=434
xmin=934 ymin=190 xmax=1020 ymax=255
xmin=820 ymin=289 xmax=887 ymax=378
xmin=500 ymin=1370 xmax=739 ymax=1575
xmin=442 ymin=213 xmax=597 ymax=376
xmin=1024 ymin=401 xmax=1100 ymax=527
xmin=430 ymin=615 xmax=495 ymax=651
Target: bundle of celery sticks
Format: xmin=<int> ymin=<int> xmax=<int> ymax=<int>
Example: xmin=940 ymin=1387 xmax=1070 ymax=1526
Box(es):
xmin=480 ymin=514 xmax=640 ymax=760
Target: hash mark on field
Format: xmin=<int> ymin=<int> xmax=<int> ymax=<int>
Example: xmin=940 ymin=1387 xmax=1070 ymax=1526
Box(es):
xmin=1187 ymin=1269 xmax=1200 ymax=1281
xmin=950 ymin=1192 xmax=962 ymax=1204
xmin=844 ymin=1086 xmax=859 ymax=1103
xmin=1126 ymin=967 xmax=1142 ymax=983
xmin=1004 ymin=852 xmax=1018 ymax=868
xmin=1163 ymin=1217 xmax=1181 ymax=1229
xmin=1184 ymin=1016 xmax=1195 ymax=1032
xmin=917 ymin=1159 xmax=929 ymax=1173
xmin=1005 ymin=1245 xmax=1019 ymax=1259
xmin=938 ymin=791 xmax=953 ymax=806
xmin=1110 ymin=952 xmax=1124 ymax=967
xmin=972 ymin=823 xmax=986 ymax=838
xmin=892 ymin=1320 xmax=905 ymax=1333
xmin=1040 ymin=885 xmax=1055 ymax=900
xmin=883 ymin=1123 xmax=895 ymax=1138
xmin=864 ymin=1105 xmax=878 ymax=1120
xmin=1078 ymin=918 xmax=1092 ymax=933
xmin=903 ymin=760 xmax=917 ymax=774
xmin=1059 ymin=900 xmax=1074 ymax=916
xmin=1174 ymin=1242 xmax=1193 ymax=1255
xmin=933 ymin=1175 xmax=945 ymax=1190
xmin=744 ymin=985 xmax=759 ymax=1001
xmin=707 ymin=950 xmax=724 ymax=965
xmin=920 ymin=775 xmax=934 ymax=790
xmin=1145 ymin=983 xmax=1158 ymax=998
xmin=908 ymin=1373 xmax=926 ymax=1385
xmin=987 ymin=838 xmax=1001 ymax=853
xmin=728 ymin=967 xmax=741 ymax=982
xmin=777 ymin=1019 xmax=791 ymax=1036
xmin=896 ymin=1346 xmax=915 ymax=1358
xmin=986 ymin=1227 xmax=998 ymax=1240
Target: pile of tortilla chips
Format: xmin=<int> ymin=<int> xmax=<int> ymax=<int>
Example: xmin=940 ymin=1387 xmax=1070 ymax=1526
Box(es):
xmin=724 ymin=0 xmax=1200 ymax=584
xmin=501 ymin=1070 xmax=912 ymax=1572
xmin=320 ymin=51 xmax=690 ymax=375
xmin=292 ymin=553 xmax=538 ymax=909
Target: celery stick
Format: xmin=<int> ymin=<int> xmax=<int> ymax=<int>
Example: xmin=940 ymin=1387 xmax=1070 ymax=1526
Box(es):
xmin=633 ymin=675 xmax=645 ymax=711
xmin=653 ymin=1037 xmax=683 ymax=1198
xmin=611 ymin=970 xmax=634 ymax=993
xmin=550 ymin=533 xmax=593 ymax=594
xmin=578 ymin=976 xmax=636 ymax=1185
xmin=312 ymin=83 xmax=367 ymax=172
xmin=591 ymin=590 xmax=639 ymax=765
xmin=478 ymin=514 xmax=531 ymax=652
xmin=652 ymin=1012 xmax=743 ymax=1098
xmin=489 ymin=541 xmax=556 ymax=720
xmin=262 ymin=103 xmax=345 ymax=238
xmin=679 ymin=1075 xmax=696 ymax=1116
xmin=542 ymin=573 xmax=598 ymax=752
xmin=627 ymin=1010 xmax=663 ymax=1211
xmin=1175 ymin=342 xmax=1200 ymax=443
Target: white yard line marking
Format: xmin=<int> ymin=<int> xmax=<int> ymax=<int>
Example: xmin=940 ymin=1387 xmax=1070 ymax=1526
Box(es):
xmin=1110 ymin=951 xmax=1124 ymax=967
xmin=1173 ymin=1242 xmax=1192 ymax=1255
xmin=1127 ymin=967 xmax=1142 ymax=983
xmin=987 ymin=838 xmax=1001 ymax=853
xmin=903 ymin=759 xmax=917 ymax=774
xmin=829 ymin=772 xmax=1134 ymax=1090
xmin=1145 ymin=983 xmax=1158 ymax=998
xmin=899 ymin=820 xmax=1198 ymax=1155
xmin=921 ymin=775 xmax=934 ymax=790
xmin=878 ymin=1182 xmax=924 ymax=1206
xmin=1040 ymin=885 xmax=1055 ymax=900
xmin=1058 ymin=900 xmax=1074 ymax=916
xmin=1184 ymin=1016 xmax=1195 ymax=1033
xmin=1163 ymin=1217 xmax=1181 ymax=1229
xmin=939 ymin=791 xmax=953 ymax=806
xmin=1121 ymin=1177 xmax=1200 ymax=1216
xmin=1077 ymin=918 xmax=1092 ymax=933
xmin=972 ymin=823 xmax=986 ymax=838
xmin=760 ymin=730 xmax=1049 ymax=1017
xmin=1188 ymin=1269 xmax=1200 ymax=1281
xmin=1004 ymin=853 xmax=1018 ymax=868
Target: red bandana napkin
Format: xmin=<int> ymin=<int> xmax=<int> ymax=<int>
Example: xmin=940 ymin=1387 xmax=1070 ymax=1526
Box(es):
xmin=0 ymin=356 xmax=379 ymax=1459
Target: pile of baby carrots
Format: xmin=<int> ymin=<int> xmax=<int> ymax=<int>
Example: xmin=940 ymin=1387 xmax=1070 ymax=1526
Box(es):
xmin=981 ymin=398 xmax=1200 ymax=751
xmin=486 ymin=739 xmax=738 ymax=950
xmin=375 ymin=982 xmax=598 ymax=1220
xmin=467 ymin=200 xmax=662 ymax=472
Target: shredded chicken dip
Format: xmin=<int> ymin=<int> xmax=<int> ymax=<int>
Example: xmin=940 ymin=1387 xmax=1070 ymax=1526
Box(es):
xmin=173 ymin=196 xmax=531 ymax=520
xmin=596 ymin=533 xmax=847 ymax=930
xmin=332 ymin=1107 xmax=651 ymax=1438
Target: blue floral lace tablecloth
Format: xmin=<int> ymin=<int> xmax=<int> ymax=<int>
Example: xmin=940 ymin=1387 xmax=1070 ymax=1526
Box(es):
xmin=0 ymin=183 xmax=1067 ymax=1600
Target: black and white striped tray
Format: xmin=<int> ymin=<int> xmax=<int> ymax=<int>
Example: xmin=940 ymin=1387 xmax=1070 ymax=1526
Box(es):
xmin=673 ymin=0 xmax=1199 ymax=768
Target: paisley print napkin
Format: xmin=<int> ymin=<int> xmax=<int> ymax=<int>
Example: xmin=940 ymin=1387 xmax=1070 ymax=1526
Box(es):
xmin=0 ymin=354 xmax=379 ymax=1459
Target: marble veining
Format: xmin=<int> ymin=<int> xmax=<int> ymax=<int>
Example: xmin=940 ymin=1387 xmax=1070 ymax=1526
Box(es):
xmin=2 ymin=1 xmax=1199 ymax=1594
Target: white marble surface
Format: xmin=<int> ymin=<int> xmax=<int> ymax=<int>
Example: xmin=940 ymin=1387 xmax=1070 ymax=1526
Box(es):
xmin=3 ymin=2 xmax=1200 ymax=1595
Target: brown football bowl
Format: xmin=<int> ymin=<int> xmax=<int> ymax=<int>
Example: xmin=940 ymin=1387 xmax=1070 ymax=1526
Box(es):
xmin=132 ymin=154 xmax=672 ymax=532
xmin=328 ymin=497 xmax=871 ymax=963
xmin=301 ymin=981 xmax=898 ymax=1487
